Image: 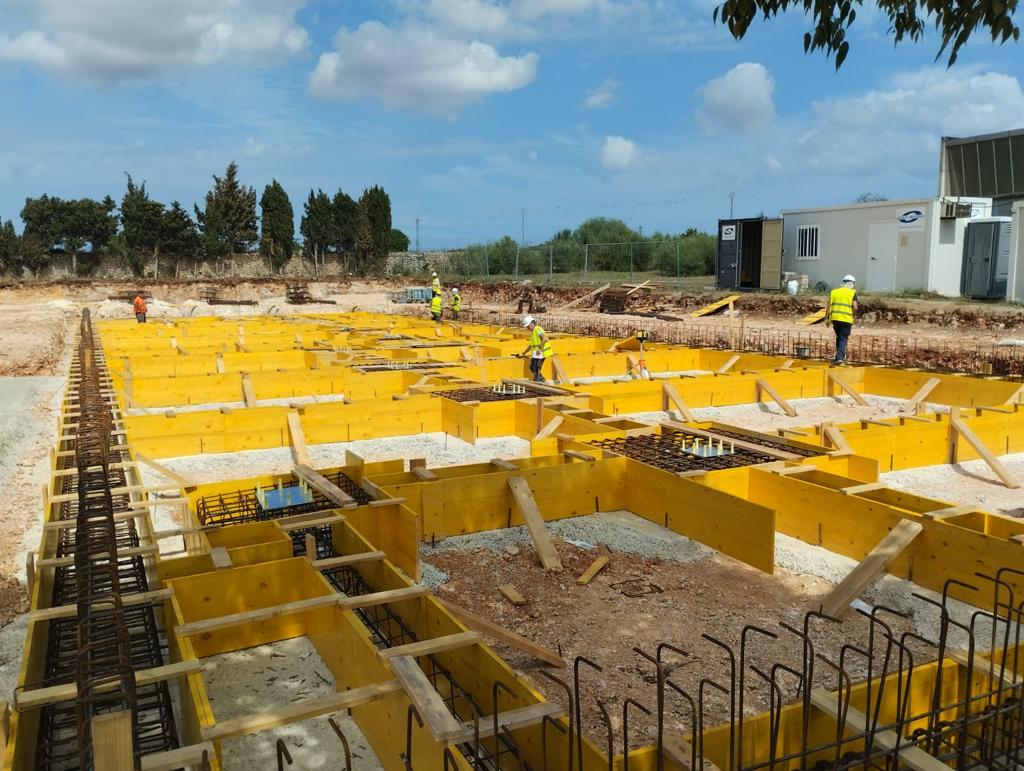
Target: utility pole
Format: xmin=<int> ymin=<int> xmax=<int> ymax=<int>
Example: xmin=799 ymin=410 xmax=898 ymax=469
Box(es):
xmin=729 ymin=192 xmax=735 ymax=219
xmin=520 ymin=207 xmax=527 ymax=248
xmin=415 ymin=218 xmax=420 ymax=253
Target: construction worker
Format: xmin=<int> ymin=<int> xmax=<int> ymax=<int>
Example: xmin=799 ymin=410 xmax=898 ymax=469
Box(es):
xmin=825 ymin=274 xmax=859 ymax=365
xmin=520 ymin=315 xmax=553 ymax=382
xmin=431 ymin=271 xmax=441 ymax=296
xmin=429 ymin=291 xmax=443 ymax=322
xmin=132 ymin=292 xmax=148 ymax=323
xmin=450 ymin=288 xmax=462 ymax=320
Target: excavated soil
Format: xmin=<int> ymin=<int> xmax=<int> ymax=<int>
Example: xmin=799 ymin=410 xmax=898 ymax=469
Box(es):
xmin=426 ymin=534 xmax=929 ymax=744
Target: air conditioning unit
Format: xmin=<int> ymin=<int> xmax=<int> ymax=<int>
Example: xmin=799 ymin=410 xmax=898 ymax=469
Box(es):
xmin=941 ymin=201 xmax=973 ymax=219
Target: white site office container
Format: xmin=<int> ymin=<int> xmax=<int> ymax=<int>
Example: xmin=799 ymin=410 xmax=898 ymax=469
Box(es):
xmin=779 ymin=197 xmax=992 ymax=295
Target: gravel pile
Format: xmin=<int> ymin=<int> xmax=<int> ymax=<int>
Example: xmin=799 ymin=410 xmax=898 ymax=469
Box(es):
xmin=422 ymin=511 xmax=712 ymax=566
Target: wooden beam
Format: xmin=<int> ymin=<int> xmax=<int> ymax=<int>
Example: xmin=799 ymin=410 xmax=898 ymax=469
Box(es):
xmin=448 ymin=703 xmax=565 ymax=743
xmin=286 ymin=412 xmax=309 ymax=465
xmin=820 ymin=519 xmax=923 ymax=617
xmin=241 ymin=373 xmax=256 ymax=406
xmin=577 ymin=556 xmax=609 ymax=586
xmin=840 ymin=482 xmax=886 ymax=496
xmin=388 ymin=655 xmax=464 ymax=742
xmin=491 ymin=458 xmax=519 ymax=471
xmin=132 ymin=452 xmax=191 ymax=487
xmin=821 ymin=423 xmax=852 ymax=454
xmin=903 ymin=377 xmax=941 ymax=414
xmin=536 ymin=396 xmax=545 ymax=433
xmin=716 ymin=355 xmax=740 ymax=374
xmin=294 ymin=463 xmax=358 ymax=507
xmin=950 ymin=650 xmax=1021 ymax=686
xmin=948 ymin=411 xmax=1020 ymax=488
xmin=661 ymin=382 xmax=695 ymax=422
xmin=827 ymin=372 xmax=869 ymax=406
xmin=556 ymin=283 xmax=610 ymax=311
xmin=550 ymin=355 xmax=570 ymax=385
xmin=16 ymin=660 xmax=203 ymax=710
xmin=663 ymin=735 xmax=722 ymax=771
xmin=535 ymin=415 xmax=565 ymax=441
xmin=508 ymin=477 xmax=562 ymax=571
xmin=755 ymin=378 xmax=798 ymax=417
xmin=437 ymin=598 xmax=566 ymax=667
xmin=175 ymin=595 xmax=340 ymax=638
xmin=411 ymin=466 xmax=439 ymax=481
xmin=91 ymin=712 xmax=134 ymax=771
xmin=778 ymin=359 xmax=795 ymax=370
xmin=311 ymin=551 xmax=386 ymax=570
xmin=339 ymin=585 xmax=428 ymax=610
xmin=498 ymin=584 xmax=528 ymax=606
xmin=923 ymin=503 xmax=977 ymax=521
xmin=379 ymin=631 xmax=481 ymax=660
xmin=809 ymin=688 xmax=947 ymax=771
xmin=211 ymin=546 xmax=233 ymax=570
xmin=563 ymin=450 xmax=596 ymax=462
xmin=38 ymin=544 xmax=159 ymax=568
xmin=141 ymin=742 xmax=216 ymax=771
xmin=276 ymin=513 xmax=345 ymax=531
xmin=29 ymin=589 xmax=174 ymax=622
xmin=201 ymin=681 xmax=403 ymax=743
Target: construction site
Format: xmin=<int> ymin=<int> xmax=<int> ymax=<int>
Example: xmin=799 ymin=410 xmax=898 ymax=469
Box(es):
xmin=2 ymin=278 xmax=1024 ymax=771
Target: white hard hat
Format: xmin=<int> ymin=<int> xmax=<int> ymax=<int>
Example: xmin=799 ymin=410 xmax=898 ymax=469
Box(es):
xmin=431 ymin=271 xmax=437 ymax=277
xmin=843 ymin=274 xmax=856 ymax=283
xmin=523 ymin=315 xmax=535 ymax=327
xmin=452 ymin=287 xmax=459 ymax=294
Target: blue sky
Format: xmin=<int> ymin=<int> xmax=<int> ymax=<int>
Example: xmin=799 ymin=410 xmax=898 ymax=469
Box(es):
xmin=1 ymin=0 xmax=1023 ymax=249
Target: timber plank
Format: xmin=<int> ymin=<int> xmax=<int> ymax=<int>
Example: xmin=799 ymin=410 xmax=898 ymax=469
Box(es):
xmin=820 ymin=519 xmax=923 ymax=617
xmin=388 ymin=655 xmax=464 ymax=742
xmin=294 ymin=463 xmax=358 ymax=507
xmin=577 ymin=556 xmax=609 ymax=586
xmin=755 ymin=378 xmax=798 ymax=417
xmin=92 ymin=712 xmax=134 ymax=771
xmin=379 ymin=631 xmax=481 ymax=660
xmin=448 ymin=702 xmax=564 ymax=743
xmin=508 ymin=477 xmax=562 ymax=571
xmin=437 ymin=598 xmax=566 ymax=667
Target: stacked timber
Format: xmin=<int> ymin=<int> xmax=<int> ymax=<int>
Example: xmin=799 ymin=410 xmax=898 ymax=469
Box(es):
xmin=599 ymin=287 xmax=631 ymax=314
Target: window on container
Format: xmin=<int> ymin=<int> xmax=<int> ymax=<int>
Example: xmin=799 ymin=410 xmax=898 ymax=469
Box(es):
xmin=796 ymin=225 xmax=820 ymax=260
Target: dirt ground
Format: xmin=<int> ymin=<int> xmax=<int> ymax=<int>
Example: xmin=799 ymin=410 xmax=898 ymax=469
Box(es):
xmin=426 ymin=536 xmax=928 ymax=744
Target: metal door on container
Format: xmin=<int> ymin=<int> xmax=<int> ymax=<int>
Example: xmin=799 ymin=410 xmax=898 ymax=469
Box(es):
xmin=759 ymin=218 xmax=783 ymax=290
xmin=963 ymin=222 xmax=996 ymax=297
xmin=866 ymin=221 xmax=897 ymax=291
xmin=717 ymin=222 xmax=739 ymax=288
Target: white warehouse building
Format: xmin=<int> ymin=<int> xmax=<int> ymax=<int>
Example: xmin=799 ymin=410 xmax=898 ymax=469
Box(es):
xmin=779 ymin=197 xmax=994 ymax=295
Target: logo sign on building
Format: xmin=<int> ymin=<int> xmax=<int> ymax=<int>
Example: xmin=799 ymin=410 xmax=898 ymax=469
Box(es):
xmin=897 ymin=209 xmax=925 ymax=231
xmin=721 ymin=224 xmax=737 ymax=241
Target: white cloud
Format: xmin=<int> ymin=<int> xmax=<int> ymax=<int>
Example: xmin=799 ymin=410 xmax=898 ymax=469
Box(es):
xmin=422 ymin=0 xmax=512 ymax=36
xmin=600 ymin=135 xmax=638 ymax=170
xmin=797 ymin=67 xmax=1024 ymax=175
xmin=310 ymin=21 xmax=538 ymax=114
xmin=583 ymin=78 xmax=619 ymax=109
xmin=696 ymin=62 xmax=775 ymax=133
xmin=0 ymin=0 xmax=308 ymax=80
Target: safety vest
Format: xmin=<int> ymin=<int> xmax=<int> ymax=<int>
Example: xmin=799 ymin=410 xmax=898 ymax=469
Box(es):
xmin=431 ymin=277 xmax=441 ymax=294
xmin=430 ymin=294 xmax=442 ymax=314
xmin=451 ymin=295 xmax=461 ymax=312
xmin=829 ymin=286 xmax=856 ymax=324
xmin=530 ymin=325 xmax=553 ymax=358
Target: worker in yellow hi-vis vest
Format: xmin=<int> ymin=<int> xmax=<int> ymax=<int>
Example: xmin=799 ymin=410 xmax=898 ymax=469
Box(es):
xmin=429 ymin=292 xmax=443 ymax=323
xmin=450 ymin=288 xmax=461 ymax=320
xmin=431 ymin=271 xmax=441 ymax=295
xmin=825 ymin=274 xmax=859 ymax=365
xmin=520 ymin=315 xmax=553 ymax=382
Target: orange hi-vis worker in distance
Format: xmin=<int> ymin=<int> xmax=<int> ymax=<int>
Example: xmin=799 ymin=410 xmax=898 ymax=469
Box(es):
xmin=133 ymin=293 xmax=148 ymax=324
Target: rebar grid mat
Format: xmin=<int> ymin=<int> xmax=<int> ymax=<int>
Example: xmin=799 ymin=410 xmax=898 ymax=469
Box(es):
xmin=437 ymin=383 xmax=549 ymax=403
xmin=588 ymin=432 xmax=778 ymax=472
xmin=194 ymin=471 xmax=373 ymax=528
xmin=457 ymin=310 xmax=1024 ymax=380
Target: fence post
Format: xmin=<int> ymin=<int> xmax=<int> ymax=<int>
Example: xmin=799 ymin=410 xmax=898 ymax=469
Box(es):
xmin=515 ymin=245 xmax=520 ymax=278
xmin=485 ymin=243 xmax=489 ymax=277
xmin=549 ymin=244 xmax=553 ymax=282
xmin=676 ymin=242 xmax=680 ymax=288
xmin=629 ymin=242 xmax=634 ymax=281
xmin=584 ymin=244 xmax=589 ymax=282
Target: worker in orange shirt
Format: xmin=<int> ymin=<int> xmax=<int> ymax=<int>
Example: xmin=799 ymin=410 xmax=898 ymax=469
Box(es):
xmin=132 ymin=292 xmax=148 ymax=323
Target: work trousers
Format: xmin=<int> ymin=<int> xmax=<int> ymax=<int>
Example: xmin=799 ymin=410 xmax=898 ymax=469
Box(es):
xmin=529 ymin=357 xmax=546 ymax=382
xmin=832 ymin=321 xmax=852 ymax=362
xmin=135 ymin=312 xmax=147 ymax=323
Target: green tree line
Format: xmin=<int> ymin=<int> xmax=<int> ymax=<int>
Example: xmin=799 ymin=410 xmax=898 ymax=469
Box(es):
xmin=0 ymin=162 xmax=407 ymax=277
xmin=448 ymin=217 xmax=716 ymax=277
